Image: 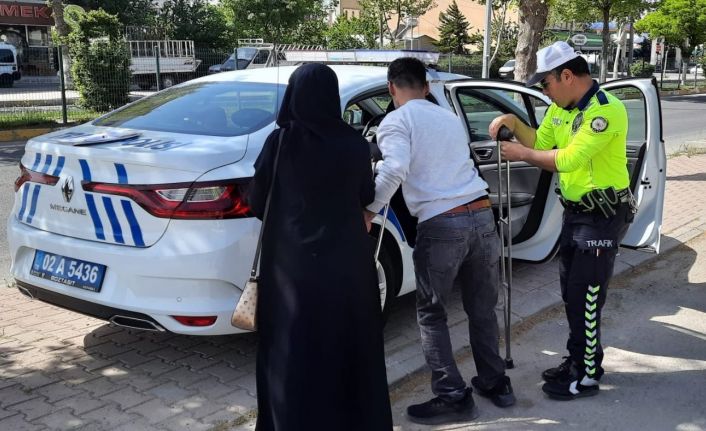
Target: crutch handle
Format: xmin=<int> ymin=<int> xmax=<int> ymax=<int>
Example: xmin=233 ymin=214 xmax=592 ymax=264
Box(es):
xmin=498 ymin=125 xmax=514 ymax=141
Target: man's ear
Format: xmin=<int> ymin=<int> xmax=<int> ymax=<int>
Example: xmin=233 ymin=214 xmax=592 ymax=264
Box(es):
xmin=388 ymin=81 xmax=396 ymax=96
xmin=424 ymin=81 xmax=430 ymax=96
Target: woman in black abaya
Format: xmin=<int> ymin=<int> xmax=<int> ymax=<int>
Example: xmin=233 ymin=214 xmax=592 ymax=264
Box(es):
xmin=248 ymin=63 xmax=392 ymax=430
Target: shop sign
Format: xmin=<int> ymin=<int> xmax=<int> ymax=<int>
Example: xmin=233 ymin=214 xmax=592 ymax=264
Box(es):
xmin=0 ymin=2 xmax=53 ymax=26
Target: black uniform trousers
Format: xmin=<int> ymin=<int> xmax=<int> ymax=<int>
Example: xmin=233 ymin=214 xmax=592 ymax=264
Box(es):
xmin=559 ymin=202 xmax=632 ymax=380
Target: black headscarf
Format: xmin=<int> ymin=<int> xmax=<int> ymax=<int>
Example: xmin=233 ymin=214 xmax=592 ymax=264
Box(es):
xmin=276 ymin=63 xmax=353 ymax=141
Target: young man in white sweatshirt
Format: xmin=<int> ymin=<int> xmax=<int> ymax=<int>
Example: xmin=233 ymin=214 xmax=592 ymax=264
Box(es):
xmin=364 ymin=57 xmax=515 ymax=425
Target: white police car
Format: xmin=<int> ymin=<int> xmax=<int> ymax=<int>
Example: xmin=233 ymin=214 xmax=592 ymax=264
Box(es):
xmin=7 ymin=60 xmax=666 ymax=335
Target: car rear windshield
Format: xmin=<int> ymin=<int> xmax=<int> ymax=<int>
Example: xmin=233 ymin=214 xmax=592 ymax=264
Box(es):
xmin=94 ymin=81 xmax=285 ymax=137
xmin=0 ymin=49 xmax=15 ymax=63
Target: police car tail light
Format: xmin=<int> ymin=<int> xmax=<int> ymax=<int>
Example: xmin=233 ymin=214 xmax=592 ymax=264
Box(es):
xmin=82 ymin=179 xmax=253 ymax=219
xmin=15 ymin=163 xmax=60 ymax=192
xmin=171 ymin=315 xmax=218 ymax=327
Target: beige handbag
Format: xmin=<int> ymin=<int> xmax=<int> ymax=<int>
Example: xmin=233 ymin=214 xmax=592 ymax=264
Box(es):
xmin=231 ymin=129 xmax=285 ymax=331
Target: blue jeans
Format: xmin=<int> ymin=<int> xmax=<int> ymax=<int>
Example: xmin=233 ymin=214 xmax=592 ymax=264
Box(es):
xmin=413 ymin=207 xmax=506 ymax=402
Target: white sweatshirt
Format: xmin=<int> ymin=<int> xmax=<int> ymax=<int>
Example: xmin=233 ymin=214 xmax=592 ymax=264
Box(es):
xmin=366 ymin=99 xmax=489 ymax=223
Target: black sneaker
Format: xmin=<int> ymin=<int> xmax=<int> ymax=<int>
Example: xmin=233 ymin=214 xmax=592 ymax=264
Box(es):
xmin=542 ymin=375 xmax=600 ymax=400
xmin=542 ymin=356 xmax=573 ymax=383
xmin=471 ymin=375 xmax=516 ymax=407
xmin=406 ymin=388 xmax=480 ymax=425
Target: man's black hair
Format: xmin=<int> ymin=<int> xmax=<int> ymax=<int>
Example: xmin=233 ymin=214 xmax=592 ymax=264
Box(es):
xmin=552 ymin=56 xmax=591 ymax=77
xmin=387 ymin=57 xmax=427 ymax=90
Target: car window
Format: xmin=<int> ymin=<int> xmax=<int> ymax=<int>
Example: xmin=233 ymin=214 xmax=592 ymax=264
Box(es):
xmin=95 ymin=82 xmax=286 ymax=137
xmin=252 ymin=49 xmax=270 ymax=65
xmin=456 ymin=89 xmax=533 ymax=142
xmin=343 ymin=103 xmax=364 ymax=126
xmin=606 ymin=86 xmax=647 ymax=143
xmin=0 ymin=49 xmax=14 ymax=63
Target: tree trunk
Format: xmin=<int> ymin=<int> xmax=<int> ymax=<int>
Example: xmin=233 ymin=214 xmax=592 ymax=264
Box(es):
xmin=514 ymin=0 xmax=549 ymax=82
xmin=599 ymin=8 xmax=610 ymax=83
xmin=50 ymin=0 xmax=72 ymax=87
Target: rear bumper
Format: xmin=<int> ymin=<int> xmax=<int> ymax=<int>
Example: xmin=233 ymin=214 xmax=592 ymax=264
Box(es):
xmin=7 ymin=215 xmax=258 ymax=335
xmin=15 ymin=280 xmax=166 ymax=331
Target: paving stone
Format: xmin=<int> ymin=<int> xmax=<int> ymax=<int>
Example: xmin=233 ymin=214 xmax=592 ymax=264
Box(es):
xmin=80 ymin=404 xmax=140 ymax=429
xmin=132 ymin=359 xmax=176 ymax=378
xmin=0 ymin=384 xmax=41 ymax=408
xmin=85 ymin=342 xmax=134 ymax=359
xmin=18 ymin=372 xmax=61 ymax=391
xmin=129 ymin=339 xmax=167 ymax=355
xmin=101 ymin=386 xmax=155 ymax=410
xmin=216 ymin=389 xmax=258 ymax=414
xmin=0 ymin=412 xmax=47 ymax=430
xmin=53 ymin=394 xmax=108 ymax=416
xmin=230 ymin=373 xmax=257 ymax=397
xmin=171 ymin=395 xmax=225 ymax=420
xmin=159 ymin=366 xmax=207 ymax=388
xmin=185 ymin=377 xmax=236 ymax=400
xmin=78 ymin=377 xmax=127 ymax=397
xmin=0 ymin=406 xmax=19 ymax=420
xmin=52 ymin=365 xmax=102 ymax=387
xmin=156 ymin=413 xmax=212 ymax=431
xmin=112 ymin=418 xmax=164 ymax=431
xmin=33 ymin=407 xmax=86 ymax=430
xmin=68 ymin=355 xmax=118 ymax=373
xmin=146 ymin=382 xmax=196 ymax=405
xmin=126 ymin=398 xmax=183 ymax=424
xmin=111 ymin=350 xmax=153 ymax=368
xmin=176 ymin=353 xmax=218 ymax=371
xmin=7 ymin=396 xmax=57 ymax=421
xmin=201 ymin=363 xmax=248 ymax=384
xmin=33 ymin=382 xmax=84 ymax=403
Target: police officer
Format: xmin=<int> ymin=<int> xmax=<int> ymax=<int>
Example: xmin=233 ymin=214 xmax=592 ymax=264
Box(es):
xmin=489 ymin=41 xmax=635 ymax=400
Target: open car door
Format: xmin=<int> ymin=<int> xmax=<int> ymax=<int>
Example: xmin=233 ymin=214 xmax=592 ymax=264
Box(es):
xmin=599 ymin=78 xmax=666 ymax=253
xmin=445 ymin=77 xmax=666 ymax=261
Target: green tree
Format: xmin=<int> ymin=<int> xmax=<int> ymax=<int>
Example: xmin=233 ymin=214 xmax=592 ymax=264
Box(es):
xmin=220 ymin=0 xmax=331 ymax=44
xmin=325 ymin=14 xmax=378 ymax=49
xmin=436 ymin=0 xmax=474 ymax=54
xmin=359 ymin=0 xmax=436 ymax=48
xmin=549 ymin=0 xmax=647 ymax=82
xmin=66 ymin=0 xmax=158 ymax=28
xmin=636 ymin=0 xmax=706 ymax=79
xmin=67 ymin=9 xmax=131 ymax=111
xmin=156 ymin=0 xmax=229 ymax=49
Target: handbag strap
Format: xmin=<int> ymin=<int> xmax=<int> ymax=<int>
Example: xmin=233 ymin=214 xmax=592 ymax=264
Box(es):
xmin=250 ymin=128 xmax=285 ymax=278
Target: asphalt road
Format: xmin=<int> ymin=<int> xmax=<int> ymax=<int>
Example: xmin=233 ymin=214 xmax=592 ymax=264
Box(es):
xmin=391 ymin=232 xmax=706 ymax=431
xmin=661 ymin=93 xmax=706 ymax=155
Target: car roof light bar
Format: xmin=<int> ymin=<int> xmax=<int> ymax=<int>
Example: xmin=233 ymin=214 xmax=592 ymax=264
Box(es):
xmin=283 ymin=49 xmax=440 ymax=65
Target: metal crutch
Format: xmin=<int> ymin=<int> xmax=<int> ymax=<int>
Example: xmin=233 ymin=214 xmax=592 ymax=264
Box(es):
xmin=497 ymin=125 xmax=515 ymax=369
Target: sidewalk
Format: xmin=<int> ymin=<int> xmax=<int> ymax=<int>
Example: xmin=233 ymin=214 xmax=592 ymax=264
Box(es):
xmin=1 ymin=153 xmax=706 ymax=431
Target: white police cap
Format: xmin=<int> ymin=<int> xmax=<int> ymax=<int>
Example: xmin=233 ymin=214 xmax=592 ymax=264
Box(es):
xmin=526 ymin=41 xmax=579 ymax=87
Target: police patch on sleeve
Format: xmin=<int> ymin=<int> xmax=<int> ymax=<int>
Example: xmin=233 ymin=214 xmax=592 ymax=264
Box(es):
xmin=590 ymin=117 xmax=608 ymax=132
xmin=571 ymin=112 xmax=584 ymax=134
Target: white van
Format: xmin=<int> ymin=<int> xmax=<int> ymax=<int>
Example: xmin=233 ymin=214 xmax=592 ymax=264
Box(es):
xmin=0 ymin=42 xmax=21 ymax=87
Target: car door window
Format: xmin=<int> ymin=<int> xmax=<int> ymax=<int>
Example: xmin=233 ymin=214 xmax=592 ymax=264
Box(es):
xmin=603 ymin=86 xmax=647 ymax=143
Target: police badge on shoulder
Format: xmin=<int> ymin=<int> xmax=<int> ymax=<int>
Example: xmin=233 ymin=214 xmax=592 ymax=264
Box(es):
xmin=590 ymin=117 xmax=609 ymax=132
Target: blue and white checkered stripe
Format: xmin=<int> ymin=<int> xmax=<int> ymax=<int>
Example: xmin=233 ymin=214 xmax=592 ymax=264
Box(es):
xmin=18 ymin=153 xmax=66 ymax=225
xmin=79 ymin=159 xmax=145 ymax=247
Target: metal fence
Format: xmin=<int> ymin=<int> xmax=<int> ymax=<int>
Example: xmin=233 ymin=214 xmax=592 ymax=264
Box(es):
xmin=2 ymin=47 xmax=699 ymax=131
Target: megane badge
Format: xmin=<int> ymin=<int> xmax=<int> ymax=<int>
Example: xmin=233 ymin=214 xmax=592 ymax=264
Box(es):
xmin=62 ymin=176 xmax=74 ymax=203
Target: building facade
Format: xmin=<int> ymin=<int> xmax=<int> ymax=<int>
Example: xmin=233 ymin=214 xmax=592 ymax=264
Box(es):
xmin=0 ymin=0 xmax=54 ymax=75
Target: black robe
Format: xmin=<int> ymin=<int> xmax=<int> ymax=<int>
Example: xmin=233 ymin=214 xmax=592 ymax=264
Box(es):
xmin=248 ymin=64 xmax=393 ymax=431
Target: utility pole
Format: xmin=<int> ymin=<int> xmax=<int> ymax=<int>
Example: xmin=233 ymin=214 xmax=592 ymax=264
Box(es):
xmin=482 ymin=0 xmax=493 ymax=78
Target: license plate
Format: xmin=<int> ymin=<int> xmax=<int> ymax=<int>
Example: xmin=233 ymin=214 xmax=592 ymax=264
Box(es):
xmin=30 ymin=250 xmax=106 ymax=292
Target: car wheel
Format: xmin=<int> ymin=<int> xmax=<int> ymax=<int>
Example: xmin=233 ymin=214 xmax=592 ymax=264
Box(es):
xmin=161 ymin=75 xmax=175 ymax=88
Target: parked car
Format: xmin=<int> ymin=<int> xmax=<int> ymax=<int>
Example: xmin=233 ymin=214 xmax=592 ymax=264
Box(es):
xmin=688 ymin=64 xmax=703 ymax=75
xmin=7 ymin=62 xmax=666 ymax=335
xmin=0 ymin=42 xmax=21 ymax=87
xmin=498 ymin=59 xmax=515 ymax=79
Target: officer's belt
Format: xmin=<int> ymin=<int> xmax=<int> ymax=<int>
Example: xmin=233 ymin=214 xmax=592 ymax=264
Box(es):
xmin=558 ymin=188 xmax=632 ymax=214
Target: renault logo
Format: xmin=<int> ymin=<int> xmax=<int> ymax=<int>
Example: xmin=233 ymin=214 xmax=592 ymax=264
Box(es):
xmin=61 ymin=176 xmax=74 ymax=203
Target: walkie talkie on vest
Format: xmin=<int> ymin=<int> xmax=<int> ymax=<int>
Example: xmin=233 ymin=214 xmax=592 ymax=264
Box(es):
xmin=497 ymin=125 xmax=515 ymax=369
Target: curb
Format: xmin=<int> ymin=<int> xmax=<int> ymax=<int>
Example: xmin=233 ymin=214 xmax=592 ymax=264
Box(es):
xmin=0 ymin=127 xmax=57 ymax=143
